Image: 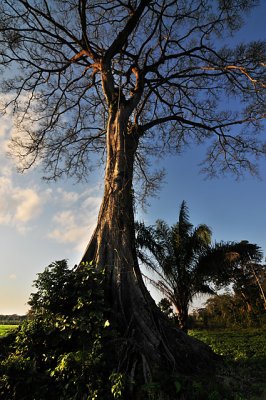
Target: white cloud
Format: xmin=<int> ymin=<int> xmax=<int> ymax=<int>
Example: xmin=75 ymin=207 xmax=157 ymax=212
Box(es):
xmin=0 ymin=105 xmax=101 ymax=245
xmin=0 ymin=93 xmax=44 ymax=172
xmin=1 ymin=165 xmax=13 ymax=178
xmin=56 ymin=188 xmax=81 ymax=204
xmin=0 ymin=175 xmax=43 ymax=232
xmin=9 ymin=274 xmax=17 ymax=280
xmin=49 ymin=211 xmax=89 ymax=243
xmin=0 ymin=113 xmax=12 ymax=139
xmin=48 ymin=193 xmax=101 ymax=251
xmin=0 ymin=177 xmax=101 ymax=248
xmin=13 ymin=188 xmax=42 ymax=222
xmin=0 ymin=176 xmax=13 ymax=224
xmin=0 ymin=104 xmax=15 ymax=158
xmin=0 ymin=157 xmax=101 ymax=244
xmin=0 ymin=116 xmax=51 ymax=233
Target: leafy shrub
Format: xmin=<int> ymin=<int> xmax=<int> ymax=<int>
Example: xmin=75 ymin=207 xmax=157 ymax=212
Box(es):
xmin=0 ymin=260 xmax=119 ymax=400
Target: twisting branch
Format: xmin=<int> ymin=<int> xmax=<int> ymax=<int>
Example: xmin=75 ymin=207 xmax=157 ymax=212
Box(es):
xmin=0 ymin=0 xmax=265 ymax=182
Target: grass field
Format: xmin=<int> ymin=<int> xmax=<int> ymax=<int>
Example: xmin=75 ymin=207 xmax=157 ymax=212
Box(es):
xmin=0 ymin=325 xmax=265 ymax=399
xmin=189 ymin=329 xmax=266 ymax=399
xmin=0 ymin=325 xmax=18 ymax=337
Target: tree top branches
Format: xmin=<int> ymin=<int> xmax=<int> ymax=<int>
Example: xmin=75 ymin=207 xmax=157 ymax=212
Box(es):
xmin=0 ymin=0 xmax=265 ymax=183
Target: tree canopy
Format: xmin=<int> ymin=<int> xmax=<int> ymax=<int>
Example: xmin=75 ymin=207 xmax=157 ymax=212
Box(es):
xmin=203 ymin=240 xmax=263 ymax=287
xmin=0 ymin=0 xmax=265 ymax=189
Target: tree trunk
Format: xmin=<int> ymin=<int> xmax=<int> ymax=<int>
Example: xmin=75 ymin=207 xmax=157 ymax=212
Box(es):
xmin=251 ymin=265 xmax=266 ymax=310
xmin=174 ymin=303 xmax=189 ymax=334
xmin=80 ymin=101 xmax=218 ymax=394
xmin=239 ymin=289 xmax=253 ymax=313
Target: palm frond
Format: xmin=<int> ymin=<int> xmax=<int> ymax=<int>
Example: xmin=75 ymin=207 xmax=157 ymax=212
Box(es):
xmin=193 ymin=224 xmax=212 ymax=247
xmin=135 ymin=221 xmax=166 ymax=264
xmin=193 ymin=283 xmax=216 ymax=296
xmin=142 ymin=273 xmax=174 ymax=301
xmin=176 ymin=200 xmax=193 ymax=239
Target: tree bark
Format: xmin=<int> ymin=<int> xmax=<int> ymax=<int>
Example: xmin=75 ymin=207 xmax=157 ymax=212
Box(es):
xmin=80 ymin=99 xmax=218 ymax=393
xmin=251 ymin=265 xmax=266 ymax=310
xmin=174 ymin=302 xmax=189 ymax=334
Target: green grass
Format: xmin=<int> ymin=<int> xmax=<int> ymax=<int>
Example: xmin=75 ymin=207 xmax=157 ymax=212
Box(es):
xmin=0 ymin=325 xmax=265 ymax=399
xmin=189 ymin=328 xmax=266 ymax=400
xmin=0 ymin=325 xmax=18 ymax=337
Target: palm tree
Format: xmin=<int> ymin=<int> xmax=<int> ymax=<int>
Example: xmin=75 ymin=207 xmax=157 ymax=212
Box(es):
xmin=136 ymin=201 xmax=214 ymax=333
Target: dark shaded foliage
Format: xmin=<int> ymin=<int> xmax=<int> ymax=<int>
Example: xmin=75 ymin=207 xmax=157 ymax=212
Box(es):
xmin=0 ymin=260 xmax=118 ymax=400
xmin=136 ymin=201 xmax=215 ymax=332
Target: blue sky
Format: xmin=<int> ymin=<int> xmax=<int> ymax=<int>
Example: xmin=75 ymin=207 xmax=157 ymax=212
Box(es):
xmin=0 ymin=2 xmax=266 ymax=315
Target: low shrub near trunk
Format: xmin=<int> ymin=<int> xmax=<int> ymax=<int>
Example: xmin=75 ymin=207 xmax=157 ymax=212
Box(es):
xmin=0 ymin=260 xmax=120 ymax=400
xmin=0 ymin=260 xmax=232 ymax=400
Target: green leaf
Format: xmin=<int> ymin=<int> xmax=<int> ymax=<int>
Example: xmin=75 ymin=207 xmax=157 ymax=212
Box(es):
xmin=104 ymin=320 xmax=110 ymax=328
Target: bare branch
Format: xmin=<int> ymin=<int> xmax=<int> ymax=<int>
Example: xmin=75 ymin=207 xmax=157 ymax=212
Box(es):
xmin=0 ymin=0 xmax=265 ymax=182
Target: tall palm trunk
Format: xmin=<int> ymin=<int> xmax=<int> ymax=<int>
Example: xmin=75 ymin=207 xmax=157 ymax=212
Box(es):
xmin=174 ymin=302 xmax=189 ymax=333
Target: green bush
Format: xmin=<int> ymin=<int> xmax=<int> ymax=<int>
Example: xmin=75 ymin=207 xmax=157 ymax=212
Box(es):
xmin=0 ymin=260 xmax=119 ymax=400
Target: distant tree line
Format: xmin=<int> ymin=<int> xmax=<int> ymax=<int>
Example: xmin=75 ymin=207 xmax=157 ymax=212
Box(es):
xmin=0 ymin=315 xmax=27 ymax=325
xmin=192 ymin=273 xmax=266 ymax=329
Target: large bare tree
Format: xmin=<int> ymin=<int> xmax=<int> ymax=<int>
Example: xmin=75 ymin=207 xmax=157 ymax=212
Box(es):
xmin=1 ymin=0 xmax=266 ymax=389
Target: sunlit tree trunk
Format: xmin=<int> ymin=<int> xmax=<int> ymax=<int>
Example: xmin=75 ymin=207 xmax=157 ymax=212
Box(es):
xmin=82 ymin=101 xmax=156 ymax=329
xmin=251 ymin=265 xmax=266 ymax=310
xmin=81 ymin=101 xmax=163 ymax=374
xmin=81 ymin=100 xmax=216 ymax=391
xmin=239 ymin=289 xmax=253 ymax=313
xmin=174 ymin=302 xmax=189 ymax=334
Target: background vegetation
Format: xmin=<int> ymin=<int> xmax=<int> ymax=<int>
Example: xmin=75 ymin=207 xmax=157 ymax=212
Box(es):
xmin=0 ymin=258 xmax=265 ymax=399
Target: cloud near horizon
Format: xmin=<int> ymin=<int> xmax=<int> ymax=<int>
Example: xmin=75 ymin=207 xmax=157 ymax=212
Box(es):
xmin=0 ymin=169 xmax=101 ymax=243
